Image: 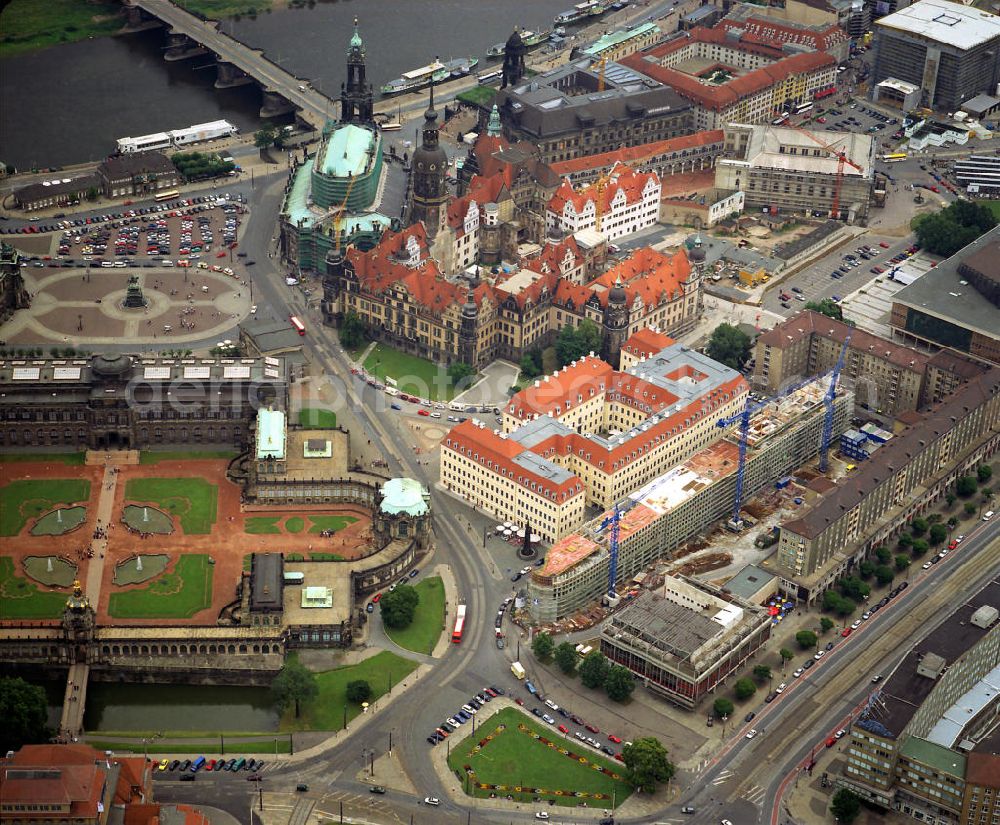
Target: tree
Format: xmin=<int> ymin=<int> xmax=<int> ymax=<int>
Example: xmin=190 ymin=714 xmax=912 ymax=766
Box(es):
xmin=254 ymin=125 xmax=277 ymax=149
xmin=820 ymin=617 xmax=835 ymax=634
xmin=447 ymin=362 xmax=475 ymax=388
xmin=796 ymin=630 xmax=818 ymax=649
xmin=964 ymin=502 xmax=978 ymax=516
xmin=839 ymin=576 xmax=870 ymax=602
xmin=555 ymin=319 xmax=602 ymax=367
xmin=621 ymin=737 xmax=675 ymax=793
xmin=706 ymin=323 xmax=752 ymax=370
xmin=895 ymin=553 xmax=911 ymax=572
xmin=554 ymin=642 xmax=578 ymax=674
xmin=978 ymin=465 xmax=993 ymax=484
xmin=579 ymin=650 xmax=610 ymax=689
xmin=0 ymin=677 xmax=49 ymax=753
xmin=379 ymin=584 xmax=419 ymax=629
xmin=897 ymin=533 xmax=913 ymax=550
xmin=912 ymin=538 xmax=930 ymax=556
xmin=823 ymin=589 xmax=844 ymax=613
xmin=910 ymin=516 xmax=928 ymax=536
xmin=914 ymin=200 xmax=997 ymax=257
xmin=830 ymin=788 xmax=862 ymax=823
xmin=86 ymin=186 xmax=99 ymax=202
xmin=753 ymin=664 xmax=772 ymax=682
xmin=519 ymin=353 xmax=542 ymax=379
xmin=605 ymin=665 xmax=636 ymax=702
xmin=874 ymin=546 xmax=891 ymax=565
xmin=947 ymin=516 xmax=958 ymax=529
xmin=874 ymin=565 xmax=894 ymax=587
xmin=531 ymin=631 xmax=555 ymax=660
xmin=929 ymin=523 xmax=947 ymax=545
xmin=345 ymin=679 xmax=372 ymax=704
xmin=713 ymin=697 xmax=734 ymax=718
xmin=339 ymin=311 xmax=368 ymax=349
xmin=805 ymin=298 xmax=843 ymax=320
xmin=271 ymin=659 xmax=318 ymax=718
xmin=946 ymin=492 xmax=957 ymax=507
xmin=779 ymin=647 xmax=794 ymax=666
xmin=858 ymin=560 xmax=875 ymax=579
xmin=957 ymin=476 xmax=978 ymax=498
xmin=734 ymin=677 xmax=756 ymax=700
xmin=833 ymin=596 xmax=856 ymax=618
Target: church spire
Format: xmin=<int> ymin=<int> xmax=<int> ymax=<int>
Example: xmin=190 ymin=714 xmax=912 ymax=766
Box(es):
xmin=425 ymin=71 xmax=438 ymax=124
xmin=487 ymin=104 xmax=501 ymax=138
xmin=349 ymin=16 xmax=363 ymax=53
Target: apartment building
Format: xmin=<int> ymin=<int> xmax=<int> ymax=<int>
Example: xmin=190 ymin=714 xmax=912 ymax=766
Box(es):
xmin=600 ymin=576 xmax=772 ymax=709
xmin=621 ymin=30 xmax=837 ymax=130
xmin=767 ymin=367 xmax=1000 ymax=597
xmin=546 ymin=165 xmax=662 ymax=242
xmin=715 ymin=123 xmax=875 ymax=223
xmin=962 ymin=735 xmax=1000 ymax=825
xmin=582 ymin=22 xmax=662 ymax=61
xmin=753 ymin=310 xmax=986 ymax=418
xmin=527 ymin=378 xmax=851 ymax=621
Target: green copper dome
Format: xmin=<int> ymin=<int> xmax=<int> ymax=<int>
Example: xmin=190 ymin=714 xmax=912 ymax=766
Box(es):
xmin=349 ymin=17 xmax=363 ymax=52
xmin=487 ymin=104 xmax=501 ymax=138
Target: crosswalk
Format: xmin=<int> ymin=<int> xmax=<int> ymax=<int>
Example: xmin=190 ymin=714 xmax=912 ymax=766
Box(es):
xmin=711 ymin=768 xmax=734 ymax=786
xmin=741 ymin=783 xmax=766 ymax=804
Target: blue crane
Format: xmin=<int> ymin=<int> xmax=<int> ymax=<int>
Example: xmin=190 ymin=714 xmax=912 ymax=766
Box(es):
xmin=819 ymin=332 xmax=853 ymax=474
xmin=716 ymin=374 xmax=819 ymax=530
xmin=599 ymin=502 xmax=622 ymax=599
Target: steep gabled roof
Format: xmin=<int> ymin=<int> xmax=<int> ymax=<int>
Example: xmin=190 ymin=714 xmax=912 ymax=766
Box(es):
xmin=586 ymin=247 xmax=692 ymax=308
xmin=550 ymin=130 xmax=725 ymax=177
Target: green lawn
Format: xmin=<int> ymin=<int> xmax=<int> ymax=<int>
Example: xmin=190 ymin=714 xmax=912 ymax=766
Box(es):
xmin=976 ymin=200 xmax=1000 ymax=220
xmin=0 ymin=478 xmax=91 ymax=536
xmin=309 ymin=553 xmax=344 ymax=561
xmin=363 ymin=343 xmax=467 ymax=402
xmin=384 ymin=577 xmax=445 ymax=655
xmin=0 ymin=557 xmax=68 ymax=619
xmin=87 ymin=737 xmax=291 ymax=754
xmin=285 ymin=517 xmax=305 ymax=533
xmin=457 ymin=86 xmax=497 ymax=109
xmin=139 ymin=450 xmax=238 ymax=465
xmin=282 ymin=651 xmax=419 ymax=731
xmin=175 ymin=0 xmax=273 ymax=21
xmin=124 ymin=478 xmax=218 ymax=534
xmin=245 ymin=517 xmax=282 ymax=535
xmin=298 ymin=408 xmax=337 ymax=428
xmin=447 ymin=707 xmax=632 ymax=807
xmin=0 ymin=453 xmax=86 ymax=465
xmin=0 ymin=0 xmax=123 ymax=59
xmin=308 ymin=515 xmax=357 ymax=534
xmin=107 ymin=555 xmax=213 ymax=619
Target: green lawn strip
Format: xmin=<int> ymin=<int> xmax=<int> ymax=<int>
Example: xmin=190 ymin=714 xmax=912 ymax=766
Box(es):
xmin=139 ymin=450 xmax=238 ymax=465
xmin=243 ymin=554 xmax=254 ymax=572
xmin=447 ymin=707 xmax=632 ymax=807
xmin=0 ymin=453 xmax=86 ymax=465
xmin=383 ymin=577 xmax=445 ymax=655
xmin=286 ymin=553 xmax=305 ymax=561
xmin=245 ymin=517 xmax=282 ymax=535
xmin=363 ymin=343 xmax=459 ymax=401
xmin=108 ymin=555 xmax=213 ymax=619
xmin=284 ymin=516 xmax=305 ymax=533
xmin=457 ymin=86 xmax=496 ymax=108
xmin=0 ymin=0 xmax=122 ymax=59
xmin=87 ymin=738 xmax=291 ymax=755
xmin=124 ymin=478 xmax=218 ymax=534
xmin=309 ymin=553 xmax=344 ymax=561
xmin=0 ymin=557 xmax=68 ymax=619
xmin=976 ymin=200 xmax=1000 ymax=221
xmin=282 ymin=651 xmax=419 ymax=731
xmin=175 ymin=0 xmax=273 ymax=21
xmin=297 ymin=408 xmax=337 ymax=428
xmin=308 ymin=515 xmax=357 ymax=534
xmin=0 ymin=478 xmax=92 ymax=536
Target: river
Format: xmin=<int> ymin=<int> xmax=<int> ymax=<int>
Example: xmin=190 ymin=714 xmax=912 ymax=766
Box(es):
xmin=0 ymin=0 xmax=581 ymax=169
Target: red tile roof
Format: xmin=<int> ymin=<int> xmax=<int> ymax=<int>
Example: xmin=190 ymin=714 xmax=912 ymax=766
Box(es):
xmin=586 ymin=246 xmax=692 ymax=308
xmin=2 ymin=745 xmax=109 ymax=817
xmin=719 ymin=17 xmax=847 ymax=53
xmin=114 ymin=755 xmax=149 ymax=804
xmin=550 ymin=130 xmax=725 ymax=177
xmin=621 ymin=35 xmax=835 ymax=111
xmin=509 ymin=355 xmax=616 ymax=419
xmin=443 ymin=419 xmax=585 ymax=500
xmin=623 ymin=327 xmax=676 ymax=360
xmin=523 ymin=235 xmax=586 ymax=280
xmin=549 ymin=166 xmax=659 ymax=215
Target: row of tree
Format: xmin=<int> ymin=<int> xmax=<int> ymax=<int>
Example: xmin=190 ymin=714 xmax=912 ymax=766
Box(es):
xmin=171 ymin=151 xmax=235 ymax=182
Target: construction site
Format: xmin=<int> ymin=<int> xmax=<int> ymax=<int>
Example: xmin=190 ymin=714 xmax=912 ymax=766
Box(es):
xmin=525 ymin=375 xmax=852 ymax=624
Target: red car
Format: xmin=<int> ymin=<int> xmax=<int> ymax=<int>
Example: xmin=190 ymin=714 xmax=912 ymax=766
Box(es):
xmin=515 ymin=697 xmax=524 ymax=706
xmin=558 ymin=724 xmax=569 ymax=733
xmin=948 ymin=540 xmax=958 ymax=550
xmin=825 ymin=736 xmax=836 ymax=748
xmin=585 ymin=723 xmax=600 ymax=734
xmin=613 ymin=752 xmax=624 ymax=762
xmin=418 ymin=409 xmax=430 ymax=416
xmin=372 ymin=593 xmax=382 ymax=603
xmin=841 ymin=627 xmax=852 ymax=637
xmin=879 ymin=241 xmax=890 ymax=248
xmin=608 ymin=734 xmax=622 ymax=743
xmin=216 ymin=251 xmax=227 ymax=258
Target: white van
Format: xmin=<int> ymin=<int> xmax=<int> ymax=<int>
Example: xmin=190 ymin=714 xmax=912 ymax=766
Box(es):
xmin=384 ymin=387 xmax=400 ymax=397
xmin=448 ymin=402 xmax=464 ymax=411
xmin=544 ymin=699 xmax=559 ymax=712
xmin=984 ymin=511 xmax=995 ymax=521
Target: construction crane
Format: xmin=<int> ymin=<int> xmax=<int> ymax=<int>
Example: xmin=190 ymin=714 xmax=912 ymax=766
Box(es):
xmin=319 ymin=172 xmax=358 ymax=254
xmin=789 ymin=124 xmax=864 ymax=220
xmin=599 ymin=502 xmax=622 ymax=599
xmin=819 ymin=331 xmax=853 ymax=474
xmin=595 ymin=57 xmax=608 ymax=92
xmin=716 ymin=374 xmax=823 ymax=531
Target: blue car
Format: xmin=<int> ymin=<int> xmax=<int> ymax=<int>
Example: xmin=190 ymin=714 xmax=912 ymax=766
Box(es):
xmin=391 ymin=403 xmax=402 ymax=410
xmin=525 ymin=680 xmax=539 ymax=695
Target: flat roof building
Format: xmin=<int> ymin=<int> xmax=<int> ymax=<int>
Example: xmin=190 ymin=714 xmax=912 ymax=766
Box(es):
xmin=890 ymin=224 xmax=1000 ymax=366
xmin=600 ymin=575 xmax=772 ymax=709
xmin=872 ymin=0 xmax=1000 ymax=112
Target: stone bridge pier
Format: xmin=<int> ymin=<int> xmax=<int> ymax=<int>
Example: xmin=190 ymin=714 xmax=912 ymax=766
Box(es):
xmin=215 ymin=61 xmax=255 ymax=89
xmin=165 ymin=30 xmax=208 ymax=62
xmin=122 ymin=4 xmax=163 ymax=32
xmin=261 ymin=89 xmax=296 ymax=119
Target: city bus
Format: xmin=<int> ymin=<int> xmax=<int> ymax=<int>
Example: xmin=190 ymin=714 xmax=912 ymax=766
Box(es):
xmin=289 ymin=315 xmax=306 ymax=336
xmin=452 ymin=603 xmax=467 ymax=643
xmin=814 ymin=86 xmax=837 ymax=101
xmin=155 ymin=190 xmax=181 ymax=202
xmin=771 ymin=111 xmax=789 ymax=125
xmin=880 ymin=153 xmax=907 ymax=163
xmin=795 ymin=101 xmax=814 ymax=115
xmin=190 ymin=756 xmax=206 ymax=772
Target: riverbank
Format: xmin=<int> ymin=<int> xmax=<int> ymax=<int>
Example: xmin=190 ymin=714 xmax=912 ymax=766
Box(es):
xmin=0 ymin=0 xmax=124 ymax=59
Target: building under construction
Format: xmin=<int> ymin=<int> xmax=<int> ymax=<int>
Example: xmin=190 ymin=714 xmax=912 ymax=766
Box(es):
xmin=715 ymin=124 xmax=876 ymax=224
xmin=526 ymin=377 xmax=852 ymax=622
xmin=599 ymin=575 xmax=772 ymax=709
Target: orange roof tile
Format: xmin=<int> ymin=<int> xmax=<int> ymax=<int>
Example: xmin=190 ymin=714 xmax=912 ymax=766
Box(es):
xmin=525 ymin=235 xmax=586 ymax=280
xmin=550 ymin=166 xmax=659 ymax=215
xmin=623 ymin=327 xmax=676 ymax=360
xmin=550 ymin=130 xmax=725 ymax=177
xmin=587 ymin=246 xmax=692 ymax=309
xmin=508 ymin=355 xmax=616 ymax=419
xmin=538 ymin=531 xmax=600 ymax=576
